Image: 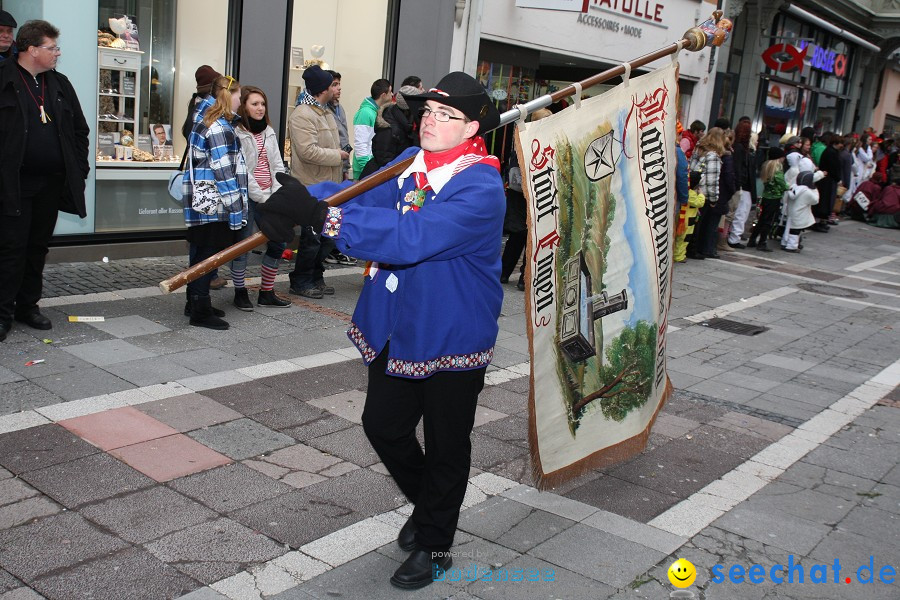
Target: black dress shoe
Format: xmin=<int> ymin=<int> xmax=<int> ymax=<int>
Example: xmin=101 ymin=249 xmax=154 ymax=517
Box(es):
xmin=0 ymin=321 xmax=9 ymax=342
xmin=14 ymin=311 xmax=51 ymax=330
xmin=397 ymin=517 xmax=417 ymax=552
xmin=390 ymin=549 xmax=452 ymax=590
xmin=686 ymin=251 xmax=705 ymax=260
xmin=727 ymin=241 xmax=746 ymax=249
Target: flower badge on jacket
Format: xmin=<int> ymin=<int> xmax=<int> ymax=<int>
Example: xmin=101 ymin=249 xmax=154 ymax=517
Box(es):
xmin=401 ymin=188 xmax=427 ymax=214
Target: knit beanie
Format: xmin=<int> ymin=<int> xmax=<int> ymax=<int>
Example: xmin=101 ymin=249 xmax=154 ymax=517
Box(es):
xmin=195 ymin=65 xmax=222 ymax=94
xmin=395 ymin=85 xmax=420 ymax=111
xmin=303 ymin=65 xmax=333 ymax=96
xmin=767 ymin=147 xmax=785 ymax=160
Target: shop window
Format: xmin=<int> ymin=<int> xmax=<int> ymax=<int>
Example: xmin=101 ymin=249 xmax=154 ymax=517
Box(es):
xmin=98 ymin=0 xmax=176 ymax=155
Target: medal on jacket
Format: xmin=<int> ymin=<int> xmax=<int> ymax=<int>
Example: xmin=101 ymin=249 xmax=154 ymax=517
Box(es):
xmin=18 ymin=69 xmax=52 ymax=124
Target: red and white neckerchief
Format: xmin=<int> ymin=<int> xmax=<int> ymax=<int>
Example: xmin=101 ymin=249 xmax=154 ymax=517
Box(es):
xmin=400 ymin=136 xmax=500 ymax=196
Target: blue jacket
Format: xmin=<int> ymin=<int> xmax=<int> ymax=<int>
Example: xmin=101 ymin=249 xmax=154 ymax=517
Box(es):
xmin=675 ymin=145 xmax=688 ymax=207
xmin=314 ymin=147 xmax=506 ymax=378
xmin=183 ymin=96 xmax=248 ymax=229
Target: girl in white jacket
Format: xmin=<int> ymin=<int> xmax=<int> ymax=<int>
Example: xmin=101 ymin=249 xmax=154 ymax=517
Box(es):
xmin=231 ymin=86 xmax=292 ymax=308
xmin=782 ymin=170 xmax=824 ymax=251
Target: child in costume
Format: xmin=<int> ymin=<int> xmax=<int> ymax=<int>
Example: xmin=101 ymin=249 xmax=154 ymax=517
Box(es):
xmin=674 ymin=171 xmax=704 ymax=262
xmin=782 ymin=170 xmax=824 ymax=252
xmin=748 ymin=147 xmax=788 ymax=252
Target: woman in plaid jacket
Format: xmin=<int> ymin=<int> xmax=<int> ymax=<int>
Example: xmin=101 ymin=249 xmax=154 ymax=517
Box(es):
xmin=183 ymin=75 xmax=248 ymax=330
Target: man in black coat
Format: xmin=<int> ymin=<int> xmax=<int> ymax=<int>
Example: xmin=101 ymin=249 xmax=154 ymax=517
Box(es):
xmin=815 ymin=135 xmax=844 ymax=228
xmin=0 ymin=20 xmax=89 ymax=341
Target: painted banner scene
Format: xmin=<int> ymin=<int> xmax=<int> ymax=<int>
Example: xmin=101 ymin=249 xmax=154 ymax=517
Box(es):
xmin=520 ymin=64 xmax=677 ymax=488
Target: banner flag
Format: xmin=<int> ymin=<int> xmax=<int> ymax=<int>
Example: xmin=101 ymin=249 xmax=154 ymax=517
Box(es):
xmin=519 ymin=63 xmax=677 ymax=489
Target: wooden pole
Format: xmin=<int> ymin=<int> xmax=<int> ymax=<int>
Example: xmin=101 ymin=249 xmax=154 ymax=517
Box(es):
xmin=160 ymin=27 xmax=708 ymax=294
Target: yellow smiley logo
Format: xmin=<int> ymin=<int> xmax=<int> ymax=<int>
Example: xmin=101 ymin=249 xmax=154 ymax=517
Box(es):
xmin=668 ymin=558 xmax=697 ymax=588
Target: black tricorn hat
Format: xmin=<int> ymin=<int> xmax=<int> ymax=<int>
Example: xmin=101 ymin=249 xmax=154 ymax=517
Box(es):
xmin=401 ymin=71 xmax=500 ymax=136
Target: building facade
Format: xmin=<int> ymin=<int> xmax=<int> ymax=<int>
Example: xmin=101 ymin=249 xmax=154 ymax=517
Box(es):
xmin=712 ymin=0 xmax=900 ymax=145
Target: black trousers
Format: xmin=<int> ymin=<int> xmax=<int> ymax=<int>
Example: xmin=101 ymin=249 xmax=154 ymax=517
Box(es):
xmin=0 ymin=175 xmax=64 ymax=324
xmin=749 ymin=198 xmax=780 ymax=245
xmin=362 ymin=345 xmax=485 ymax=552
xmin=501 ymin=231 xmax=527 ymax=282
xmin=289 ymin=226 xmax=335 ymax=290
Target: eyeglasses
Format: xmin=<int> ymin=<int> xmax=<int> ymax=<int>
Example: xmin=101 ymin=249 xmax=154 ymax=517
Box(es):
xmin=420 ymin=106 xmax=467 ymax=123
xmin=37 ymin=45 xmax=61 ymax=53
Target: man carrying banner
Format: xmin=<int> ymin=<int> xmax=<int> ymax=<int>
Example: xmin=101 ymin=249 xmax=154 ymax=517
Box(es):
xmin=254 ymin=71 xmax=504 ymax=590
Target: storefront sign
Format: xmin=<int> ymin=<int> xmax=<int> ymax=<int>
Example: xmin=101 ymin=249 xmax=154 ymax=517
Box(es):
xmin=761 ymin=43 xmax=807 ymax=73
xmin=763 ymin=42 xmax=847 ymax=78
xmin=591 ymin=0 xmax=664 ymax=23
xmin=797 ymin=41 xmax=847 ymax=78
xmin=577 ymin=13 xmax=643 ymax=37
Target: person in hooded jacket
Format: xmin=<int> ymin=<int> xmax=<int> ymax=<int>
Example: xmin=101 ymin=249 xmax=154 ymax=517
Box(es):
xmin=782 ymin=170 xmax=824 ymax=251
xmin=361 ymin=84 xmax=421 ymax=178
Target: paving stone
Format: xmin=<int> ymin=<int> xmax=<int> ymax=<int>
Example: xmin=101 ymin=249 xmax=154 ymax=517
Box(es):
xmin=126 ymin=330 xmax=209 ymax=355
xmin=58 ymin=406 xmax=178 ymax=451
xmin=135 ymin=393 xmax=243 ymax=432
xmin=167 ymin=348 xmax=254 ymax=376
xmin=0 ymin=586 xmax=45 ymax=600
xmin=82 ymin=485 xmax=218 ymax=544
xmin=529 ymin=523 xmax=665 ymax=588
xmin=0 ymin=424 xmax=99 ymax=475
xmin=712 ymin=503 xmax=831 ymax=555
xmin=169 ymin=462 xmax=294 ymax=513
xmin=230 ymin=490 xmax=363 ymax=548
xmin=687 ymin=424 xmax=773 ymax=460
xmin=459 ymin=496 xmax=576 ymax=554
xmin=187 ymin=418 xmax=294 ymax=460
xmin=28 ymin=367 xmax=134 ymax=401
xmin=748 ymin=481 xmax=856 ymax=526
xmin=0 ymin=382 xmax=62 ymax=416
xmin=59 ymin=338 xmax=156 ymax=367
xmin=607 ymin=437 xmax=745 ymax=499
xmin=303 ymin=468 xmax=404 ymax=517
xmin=308 ymin=390 xmax=366 ymax=425
xmin=31 ymin=547 xmax=199 ymax=600
xmin=87 ymin=315 xmax=171 ymax=339
xmin=0 ymin=343 xmax=95 ymax=379
xmin=285 ymin=551 xmax=457 ymax=600
xmin=0 ymin=479 xmax=39 ymax=508
xmin=262 ymin=361 xmax=369 ymax=401
xmin=110 ymin=434 xmax=231 ymax=482
xmin=563 ymin=473 xmax=680 ymax=522
xmin=281 ymin=414 xmax=355 ymax=442
xmin=20 ymin=452 xmax=153 ymax=509
xmin=0 ymin=496 xmax=62 ymax=530
xmin=0 ymin=569 xmax=20 ymax=594
xmin=104 ymin=355 xmax=198 ymax=387
xmin=0 ymin=367 xmax=23 ymax=386
xmin=201 ymin=381 xmax=299 ymax=415
xmin=263 ymin=443 xmax=343 ymax=473
xmin=470 ymin=431 xmax=527 ymax=470
xmin=708 ymin=411 xmax=793 ymax=442
xmin=686 ymin=379 xmax=761 ymax=404
xmin=0 ymin=512 xmax=129 ymax=582
xmin=176 ymin=588 xmax=230 ymax=600
xmin=281 ymin=471 xmax=329 ymax=489
xmin=145 ymin=517 xmax=286 ymax=585
xmin=802 ymin=444 xmax=897 ymax=481
xmin=474 ymin=415 xmax=528 ymax=447
xmin=306 ymin=426 xmax=379 ymax=467
xmin=466 ymin=554 xmax=613 ymax=600
xmin=248 ymin=400 xmax=326 ymax=431
xmin=478 ymin=384 xmax=527 ymax=415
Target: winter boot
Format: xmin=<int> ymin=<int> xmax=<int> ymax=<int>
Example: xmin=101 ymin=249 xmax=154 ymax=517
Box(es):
xmin=184 ymin=298 xmax=225 ymax=317
xmin=189 ymin=295 xmax=229 ymax=330
xmin=257 ymin=290 xmax=292 ymax=307
xmin=233 ymin=288 xmax=254 ymax=311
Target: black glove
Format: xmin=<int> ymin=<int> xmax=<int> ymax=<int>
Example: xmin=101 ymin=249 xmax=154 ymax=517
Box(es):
xmin=255 ymin=173 xmax=330 ymax=243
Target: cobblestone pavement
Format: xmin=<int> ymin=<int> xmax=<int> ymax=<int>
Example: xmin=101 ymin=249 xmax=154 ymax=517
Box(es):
xmin=0 ymin=219 xmax=898 ymax=600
